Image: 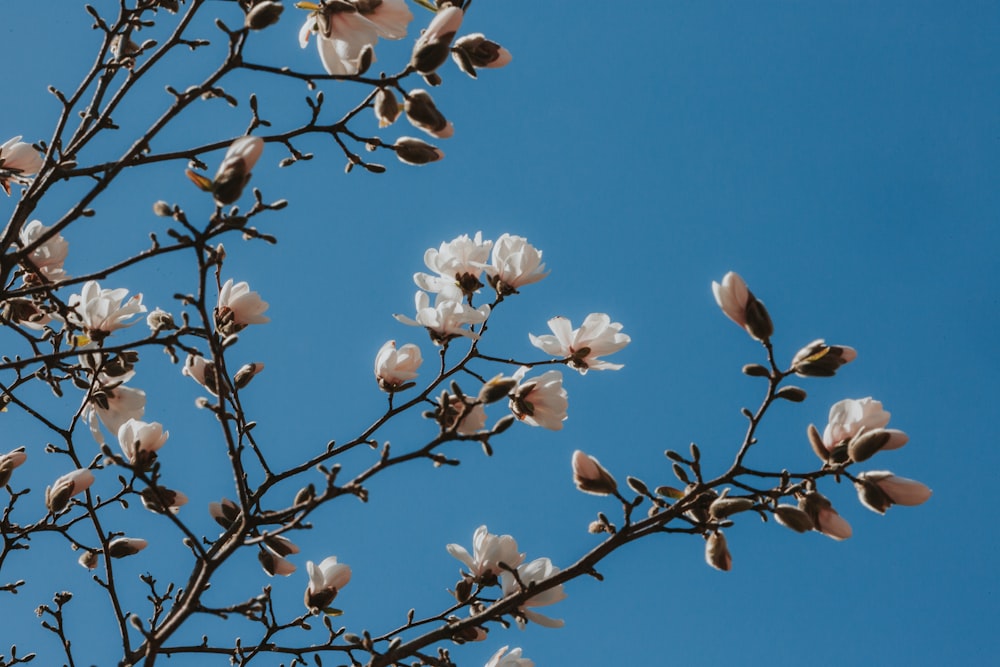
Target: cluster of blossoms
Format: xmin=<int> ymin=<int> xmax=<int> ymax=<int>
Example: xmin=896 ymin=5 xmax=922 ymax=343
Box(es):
xmin=385 ymin=232 xmax=629 ymax=435
xmin=0 ymin=135 xmax=43 ymax=195
xmin=448 ymin=525 xmax=566 ymax=639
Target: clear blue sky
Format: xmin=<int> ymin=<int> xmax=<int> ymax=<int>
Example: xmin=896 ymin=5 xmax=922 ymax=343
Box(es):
xmin=1 ymin=1 xmax=997 ymax=665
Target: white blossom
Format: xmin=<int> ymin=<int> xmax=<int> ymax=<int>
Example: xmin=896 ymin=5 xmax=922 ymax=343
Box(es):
xmin=374 ymin=340 xmax=423 ymax=391
xmin=0 ymin=136 xmax=43 ymax=194
xmin=500 ymin=557 xmax=567 ymax=629
xmin=484 ymin=646 xmax=533 ymax=667
xmin=117 ymin=418 xmax=169 ymax=466
xmin=414 ymin=232 xmax=492 ymax=300
xmin=46 ymin=468 xmax=95 ymax=513
xmin=299 ymin=0 xmax=413 ymax=76
xmin=183 ymin=354 xmax=221 ymax=396
xmin=69 ymin=281 xmax=146 ymax=338
xmin=18 ymin=220 xmax=68 ymax=281
xmin=85 ymin=385 xmax=147 ymax=446
xmin=216 ymin=279 xmax=270 ymax=334
xmin=304 ymin=556 xmax=352 ymax=610
xmin=394 ymin=291 xmax=490 ymax=345
xmin=529 ymin=313 xmax=630 ymax=373
xmin=711 ymin=270 xmax=773 ymax=341
xmin=510 ymin=367 xmax=567 ymax=430
xmin=446 ymin=525 xmax=524 ymax=580
xmin=822 ymin=397 xmax=908 ymax=452
xmin=486 ymin=234 xmax=547 ymax=295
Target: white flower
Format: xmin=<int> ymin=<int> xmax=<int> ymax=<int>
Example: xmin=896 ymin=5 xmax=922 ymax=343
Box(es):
xmin=394 ymin=291 xmax=490 ymax=345
xmin=855 ymin=471 xmax=932 ymax=514
xmin=440 ymin=394 xmax=487 ymax=434
xmin=117 ymin=418 xmax=169 ymax=467
xmin=69 ymin=281 xmax=146 ymax=338
xmin=510 ymin=368 xmax=567 ymax=430
xmin=374 ymin=340 xmax=423 ymax=391
xmin=414 ymin=232 xmax=492 ymax=299
xmin=711 ymin=271 xmax=773 ymax=341
xmin=822 ymin=397 xmax=908 ymax=452
xmin=19 ymin=220 xmax=68 ymax=281
xmin=0 ymin=136 xmax=43 ymax=195
xmin=85 ymin=385 xmax=147 ymax=446
xmin=446 ymin=525 xmax=524 ymax=581
xmin=484 ymin=646 xmax=534 ymax=667
xmin=486 ymin=234 xmax=547 ymax=296
xmin=216 ymin=279 xmax=270 ymax=334
xmin=299 ymin=0 xmax=413 ymax=76
xmin=529 ymin=313 xmax=630 ymax=373
xmin=500 ymin=557 xmax=567 ymax=629
xmin=46 ymin=468 xmax=95 ymax=513
xmin=305 ymin=556 xmax=352 ymax=611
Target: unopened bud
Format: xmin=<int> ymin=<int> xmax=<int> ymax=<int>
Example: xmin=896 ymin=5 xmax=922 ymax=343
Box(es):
xmin=571 ymin=450 xmax=617 ymax=496
xmin=705 ymin=531 xmax=732 ymax=571
xmin=807 ymin=424 xmax=829 ymax=462
xmin=152 ymin=200 xmax=173 ymax=216
xmin=848 ymin=429 xmax=891 ymax=462
xmin=775 ymin=386 xmax=807 ymax=402
xmin=454 ymin=577 xmax=474 ymax=602
xmin=0 ymin=448 xmax=27 ymax=487
xmin=374 ymin=88 xmax=401 ymax=128
xmin=405 ymin=89 xmax=454 ymax=139
xmin=410 ymin=6 xmax=464 ymax=74
xmin=294 ymin=483 xmax=316 ymax=506
xmin=773 ymin=504 xmax=814 ymax=533
xmin=78 ymin=549 xmax=101 ymax=570
xmin=107 ymin=537 xmax=148 ymax=559
xmin=744 ymin=294 xmax=773 ymax=341
xmin=245 ymin=1 xmax=284 ymax=30
xmin=477 ymin=375 xmax=517 ymax=404
xmin=451 ymin=33 xmax=512 ymax=77
xmin=234 ymin=362 xmax=264 ymax=389
xmin=709 ymin=497 xmax=755 ymax=519
xmin=791 ymin=339 xmax=857 ymax=377
xmin=209 ymin=497 xmax=241 ymax=528
xmin=394 ymin=137 xmax=444 ymax=165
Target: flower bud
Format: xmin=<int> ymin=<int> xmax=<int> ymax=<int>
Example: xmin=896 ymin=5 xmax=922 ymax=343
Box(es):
xmin=259 ymin=549 xmax=296 ymax=576
xmin=152 ymin=200 xmax=173 ymax=217
xmin=705 ymin=531 xmax=732 ymax=571
xmin=775 ymin=386 xmax=807 ymax=402
xmin=847 ymin=428 xmax=891 ymax=462
xmin=451 ymin=33 xmax=512 ymax=77
xmin=798 ymin=491 xmax=852 ymax=540
xmin=855 ymin=471 xmax=932 ymax=514
xmin=791 ymin=339 xmax=857 ymax=377
xmin=209 ymin=497 xmax=241 ymax=528
xmin=807 ymin=424 xmax=829 ymax=462
xmin=140 ymin=486 xmax=188 ymax=514
xmin=234 ymin=362 xmax=265 ymax=389
xmin=477 ymin=375 xmax=517 ymax=404
xmin=374 ymin=88 xmax=401 ymax=128
xmin=410 ymin=5 xmax=464 ymax=74
xmin=394 ymin=137 xmax=444 ymax=165
xmin=108 ymin=537 xmax=148 ymax=559
xmin=744 ymin=295 xmax=773 ymax=342
xmin=245 ymin=1 xmax=284 ymax=30
xmin=405 ymin=89 xmax=454 ymax=139
xmin=45 ymin=468 xmax=95 ymax=513
xmin=773 ymin=504 xmax=814 ymax=533
xmin=78 ymin=549 xmax=100 ymax=570
xmin=0 ymin=447 xmax=27 ymax=487
xmin=709 ymin=497 xmax=755 ymax=519
xmin=571 ymin=450 xmax=618 ymax=496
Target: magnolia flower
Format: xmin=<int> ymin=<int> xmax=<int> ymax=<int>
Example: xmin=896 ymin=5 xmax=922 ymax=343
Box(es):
xmin=374 ymin=340 xmax=423 ymax=391
xmin=711 ymin=271 xmax=773 ymax=341
xmin=572 ymin=450 xmax=618 ymax=496
xmin=85 ymin=385 xmax=147 ymax=446
xmin=117 ymin=418 xmax=169 ymax=467
xmin=394 ymin=291 xmax=491 ymax=345
xmin=209 ymin=498 xmax=241 ymax=528
xmin=260 ymin=550 xmax=297 ymax=577
xmin=452 ymin=33 xmax=513 ymax=77
xmin=855 ymin=471 xmax=932 ymax=514
xmin=0 ymin=448 xmax=27 ymax=487
xmin=411 ymin=4 xmax=464 ymax=74
xmin=791 ymin=339 xmax=857 ymax=377
xmin=183 ymin=354 xmax=221 ymax=396
xmin=486 ymin=234 xmax=547 ymax=296
xmin=46 ymin=468 xmax=95 ymax=513
xmin=146 ymin=307 xmax=176 ymax=332
xmin=799 ymin=492 xmax=852 ymax=541
xmin=439 ymin=394 xmax=487 ymax=434
xmin=108 ymin=537 xmax=148 ymax=558
xmin=484 ymin=646 xmax=534 ymax=667
xmin=2 ymin=298 xmax=62 ymax=331
xmin=19 ymin=220 xmax=68 ymax=281
xmin=304 ymin=556 xmax=352 ymax=611
xmin=0 ymin=136 xmax=43 ymax=194
xmin=69 ymin=281 xmax=146 ymax=339
xmin=447 ymin=525 xmax=524 ymax=581
xmin=529 ymin=313 xmax=630 ymax=373
xmin=500 ymin=557 xmax=567 ymax=629
xmin=299 ymin=0 xmax=413 ymax=76
xmin=510 ymin=368 xmax=567 ymax=430
xmin=216 ymin=279 xmax=270 ymax=334
xmin=820 ymin=397 xmax=909 ymax=461
xmin=414 ymin=232 xmax=492 ymax=299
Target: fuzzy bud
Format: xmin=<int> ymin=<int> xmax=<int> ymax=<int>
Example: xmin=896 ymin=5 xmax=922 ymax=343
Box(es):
xmin=572 ymin=450 xmax=618 ymax=496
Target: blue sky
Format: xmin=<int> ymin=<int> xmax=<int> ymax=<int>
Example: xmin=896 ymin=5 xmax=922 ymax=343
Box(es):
xmin=1 ymin=1 xmax=998 ymax=665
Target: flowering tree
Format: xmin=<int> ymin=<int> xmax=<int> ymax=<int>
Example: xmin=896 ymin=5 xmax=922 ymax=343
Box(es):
xmin=0 ymin=2 xmax=932 ymax=666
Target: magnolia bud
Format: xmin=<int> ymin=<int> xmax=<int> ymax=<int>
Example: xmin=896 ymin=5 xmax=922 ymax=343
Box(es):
xmin=709 ymin=497 xmax=755 ymax=519
xmin=108 ymin=538 xmax=148 ymax=559
xmin=477 ymin=375 xmax=517 ymax=404
xmin=451 ymin=33 xmax=512 ymax=77
xmin=848 ymin=429 xmax=891 ymax=462
xmin=571 ymin=450 xmax=618 ymax=496
xmin=245 ymin=1 xmax=284 ymax=30
xmin=394 ymin=137 xmax=444 ymax=165
xmin=234 ymin=362 xmax=264 ymax=389
xmin=209 ymin=497 xmax=241 ymax=528
xmin=773 ymin=504 xmax=814 ymax=533
xmin=374 ymin=88 xmax=401 ymax=128
xmin=78 ymin=549 xmax=100 ymax=570
xmin=744 ymin=294 xmax=773 ymax=342
xmin=791 ymin=339 xmax=857 ymax=377
xmin=807 ymin=424 xmax=829 ymax=462
xmin=410 ymin=6 xmax=464 ymax=74
xmin=152 ymin=200 xmax=172 ymax=216
xmin=0 ymin=448 xmax=27 ymax=487
xmin=705 ymin=531 xmax=732 ymax=571
xmin=405 ymin=89 xmax=454 ymax=138
xmin=45 ymin=469 xmax=95 ymax=513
